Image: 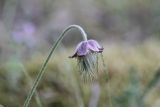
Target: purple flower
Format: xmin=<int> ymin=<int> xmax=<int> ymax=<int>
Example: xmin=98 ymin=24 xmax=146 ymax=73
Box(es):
xmin=70 ymin=39 xmax=103 ymax=58
xmin=70 ymin=39 xmax=103 ymax=80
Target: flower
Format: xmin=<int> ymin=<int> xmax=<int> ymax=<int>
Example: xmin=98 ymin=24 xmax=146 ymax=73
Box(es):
xmin=70 ymin=39 xmax=103 ymax=58
xmin=70 ymin=39 xmax=103 ymax=80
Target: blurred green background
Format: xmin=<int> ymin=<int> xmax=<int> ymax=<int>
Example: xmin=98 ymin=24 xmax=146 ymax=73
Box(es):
xmin=0 ymin=0 xmax=160 ymax=107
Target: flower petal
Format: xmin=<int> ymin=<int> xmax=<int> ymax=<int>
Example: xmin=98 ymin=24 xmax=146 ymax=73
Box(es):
xmin=88 ymin=40 xmax=103 ymax=52
xmin=70 ymin=41 xmax=89 ymax=58
xmin=70 ymin=39 xmax=103 ymax=58
xmin=76 ymin=41 xmax=89 ymax=56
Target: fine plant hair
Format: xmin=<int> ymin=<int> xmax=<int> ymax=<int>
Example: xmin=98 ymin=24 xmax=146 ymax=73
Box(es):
xmin=78 ymin=53 xmax=98 ymax=82
xmin=23 ymin=25 xmax=88 ymax=107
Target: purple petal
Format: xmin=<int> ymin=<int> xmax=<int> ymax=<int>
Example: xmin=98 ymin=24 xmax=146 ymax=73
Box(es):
xmin=76 ymin=41 xmax=89 ymax=56
xmin=70 ymin=39 xmax=103 ymax=58
xmin=70 ymin=41 xmax=89 ymax=57
xmin=88 ymin=40 xmax=103 ymax=52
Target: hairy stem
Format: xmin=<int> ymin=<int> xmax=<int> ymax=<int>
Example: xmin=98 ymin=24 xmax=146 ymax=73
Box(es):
xmin=23 ymin=25 xmax=88 ymax=107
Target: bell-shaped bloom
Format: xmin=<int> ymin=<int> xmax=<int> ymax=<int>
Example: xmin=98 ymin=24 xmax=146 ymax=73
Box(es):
xmin=70 ymin=39 xmax=103 ymax=58
xmin=70 ymin=39 xmax=103 ymax=81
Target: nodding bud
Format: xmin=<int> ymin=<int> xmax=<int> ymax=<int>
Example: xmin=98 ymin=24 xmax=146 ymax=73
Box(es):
xmin=70 ymin=39 xmax=104 ymax=81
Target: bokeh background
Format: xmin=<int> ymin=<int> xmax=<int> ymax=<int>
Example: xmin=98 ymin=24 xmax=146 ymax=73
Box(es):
xmin=0 ymin=0 xmax=160 ymax=107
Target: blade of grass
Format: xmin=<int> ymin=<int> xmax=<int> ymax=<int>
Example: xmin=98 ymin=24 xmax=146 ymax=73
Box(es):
xmin=141 ymin=68 xmax=160 ymax=99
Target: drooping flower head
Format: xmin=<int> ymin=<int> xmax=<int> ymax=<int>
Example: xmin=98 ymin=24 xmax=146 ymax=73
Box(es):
xmin=70 ymin=39 xmax=103 ymax=81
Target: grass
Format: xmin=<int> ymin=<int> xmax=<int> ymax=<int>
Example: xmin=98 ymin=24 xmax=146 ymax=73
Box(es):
xmin=0 ymin=39 xmax=160 ymax=107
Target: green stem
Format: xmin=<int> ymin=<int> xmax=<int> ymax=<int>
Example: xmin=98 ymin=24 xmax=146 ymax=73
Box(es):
xmin=21 ymin=65 xmax=43 ymax=107
xmin=23 ymin=25 xmax=88 ymax=107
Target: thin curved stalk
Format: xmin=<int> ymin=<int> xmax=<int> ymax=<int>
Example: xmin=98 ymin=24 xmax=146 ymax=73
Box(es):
xmin=23 ymin=25 xmax=88 ymax=107
xmin=21 ymin=65 xmax=43 ymax=107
